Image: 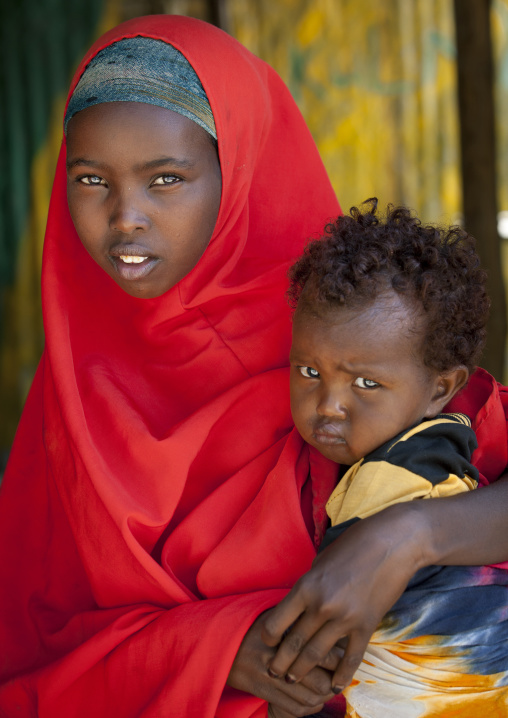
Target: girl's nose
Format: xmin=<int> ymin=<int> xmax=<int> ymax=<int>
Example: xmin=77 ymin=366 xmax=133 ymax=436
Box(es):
xmin=316 ymin=388 xmax=348 ymax=420
xmin=109 ymin=191 xmax=150 ymax=234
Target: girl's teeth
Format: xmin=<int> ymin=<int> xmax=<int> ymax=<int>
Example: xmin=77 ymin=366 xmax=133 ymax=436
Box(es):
xmin=119 ymin=255 xmax=147 ymax=264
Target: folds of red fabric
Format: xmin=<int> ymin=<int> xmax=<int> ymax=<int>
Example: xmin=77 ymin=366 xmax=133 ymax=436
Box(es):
xmin=0 ymin=14 xmax=506 ymax=718
xmin=0 ymin=15 xmax=341 ymax=717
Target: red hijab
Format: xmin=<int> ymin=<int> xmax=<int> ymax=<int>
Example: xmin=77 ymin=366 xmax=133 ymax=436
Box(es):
xmin=1 ymin=15 xmax=507 ymax=718
xmin=0 ymin=15 xmax=341 ymax=717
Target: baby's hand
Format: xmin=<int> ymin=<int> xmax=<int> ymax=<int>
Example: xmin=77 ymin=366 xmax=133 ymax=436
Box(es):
xmin=262 ymin=504 xmax=422 ymax=692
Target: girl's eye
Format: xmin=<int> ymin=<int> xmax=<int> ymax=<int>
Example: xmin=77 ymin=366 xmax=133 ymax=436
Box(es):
xmin=299 ymin=366 xmax=320 ymax=379
xmin=354 ymin=377 xmax=380 ymax=389
xmin=151 ymin=175 xmax=180 ymax=186
xmin=79 ymin=175 xmax=105 ymax=186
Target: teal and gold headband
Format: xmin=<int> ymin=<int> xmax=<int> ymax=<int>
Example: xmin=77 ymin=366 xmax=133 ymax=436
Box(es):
xmin=64 ymin=36 xmax=216 ymax=139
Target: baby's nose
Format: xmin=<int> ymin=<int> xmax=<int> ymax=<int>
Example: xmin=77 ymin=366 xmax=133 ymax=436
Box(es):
xmin=316 ymin=388 xmax=348 ymax=419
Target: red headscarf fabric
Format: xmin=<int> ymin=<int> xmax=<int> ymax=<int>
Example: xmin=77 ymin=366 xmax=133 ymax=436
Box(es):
xmin=1 ymin=15 xmax=507 ymax=718
xmin=0 ymin=15 xmax=342 ymax=718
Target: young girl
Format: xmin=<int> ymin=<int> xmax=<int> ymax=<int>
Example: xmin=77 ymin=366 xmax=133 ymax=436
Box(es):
xmin=1 ymin=16 xmax=508 ymax=718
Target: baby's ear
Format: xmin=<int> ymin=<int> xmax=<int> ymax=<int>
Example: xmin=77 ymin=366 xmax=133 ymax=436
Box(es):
xmin=424 ymin=366 xmax=469 ymax=418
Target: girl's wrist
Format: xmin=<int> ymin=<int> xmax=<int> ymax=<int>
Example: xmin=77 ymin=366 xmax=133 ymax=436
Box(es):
xmin=376 ymin=501 xmax=435 ymax=571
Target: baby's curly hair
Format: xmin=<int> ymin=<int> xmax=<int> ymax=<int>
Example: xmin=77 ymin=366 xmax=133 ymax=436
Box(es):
xmin=288 ymin=199 xmax=490 ymax=373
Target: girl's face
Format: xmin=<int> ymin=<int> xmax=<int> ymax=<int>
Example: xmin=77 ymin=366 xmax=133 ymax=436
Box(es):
xmin=289 ymin=291 xmax=453 ymax=465
xmin=66 ymin=102 xmax=221 ymax=298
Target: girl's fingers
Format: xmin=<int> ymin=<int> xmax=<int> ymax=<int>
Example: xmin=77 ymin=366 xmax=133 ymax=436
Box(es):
xmin=274 ymin=623 xmax=346 ymax=684
xmin=270 ymin=679 xmax=328 ymax=717
xmin=228 ymin=610 xmax=332 ymax=716
xmin=264 ymin=507 xmax=420 ymax=687
xmin=318 ymin=641 xmax=346 ymax=672
xmin=300 ymin=666 xmax=335 ymax=698
xmin=331 ymin=630 xmax=371 ymax=693
xmin=262 ymin=591 xmax=307 ymax=647
xmin=268 ymin=705 xmax=297 ymax=718
xmin=264 ymin=570 xmax=343 ymax=675
xmin=266 ymin=609 xmax=328 ymax=677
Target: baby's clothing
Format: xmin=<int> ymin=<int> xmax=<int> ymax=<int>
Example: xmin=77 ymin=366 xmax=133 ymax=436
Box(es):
xmin=323 ymin=412 xmax=477 ymax=547
xmin=321 ymin=413 xmax=508 ymax=717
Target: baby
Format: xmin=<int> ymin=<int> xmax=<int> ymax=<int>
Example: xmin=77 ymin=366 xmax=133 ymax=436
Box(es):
xmin=284 ymin=199 xmax=508 ymax=717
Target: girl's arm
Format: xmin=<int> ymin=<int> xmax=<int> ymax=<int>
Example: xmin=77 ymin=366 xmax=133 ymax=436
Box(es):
xmin=261 ymin=475 xmax=508 ymax=694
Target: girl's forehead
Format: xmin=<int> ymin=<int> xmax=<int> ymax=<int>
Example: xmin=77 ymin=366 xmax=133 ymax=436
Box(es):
xmin=66 ymin=102 xmax=219 ymax=172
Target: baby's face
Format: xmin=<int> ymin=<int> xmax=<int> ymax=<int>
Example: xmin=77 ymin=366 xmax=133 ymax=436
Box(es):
xmin=290 ymin=291 xmax=447 ymax=465
xmin=66 ymin=102 xmax=221 ymax=298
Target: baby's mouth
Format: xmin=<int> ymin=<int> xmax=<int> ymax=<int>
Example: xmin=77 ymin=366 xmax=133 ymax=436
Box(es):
xmin=313 ymin=423 xmax=346 ymax=446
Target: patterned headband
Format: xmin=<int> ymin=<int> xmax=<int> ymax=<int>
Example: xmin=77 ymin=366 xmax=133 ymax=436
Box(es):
xmin=64 ymin=36 xmax=216 ymax=139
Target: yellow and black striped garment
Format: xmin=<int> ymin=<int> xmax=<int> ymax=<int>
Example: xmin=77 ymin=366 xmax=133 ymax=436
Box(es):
xmin=325 ymin=413 xmax=478 ymax=535
xmin=320 ymin=413 xmax=508 ymax=718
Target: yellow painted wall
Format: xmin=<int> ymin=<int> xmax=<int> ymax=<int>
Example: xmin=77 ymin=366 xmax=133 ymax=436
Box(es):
xmin=0 ymin=0 xmax=122 ymax=456
xmin=230 ymin=0 xmax=508 ymax=226
xmin=3 ymin=0 xmax=508 ymax=456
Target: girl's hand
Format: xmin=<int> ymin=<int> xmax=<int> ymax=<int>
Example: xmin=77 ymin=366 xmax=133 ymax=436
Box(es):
xmin=263 ymin=473 xmax=508 ymax=692
xmin=268 ymin=701 xmax=342 ymax=718
xmin=261 ymin=502 xmax=426 ymax=693
xmin=227 ymin=611 xmax=335 ymax=716
xmin=268 ymin=705 xmax=296 ymax=718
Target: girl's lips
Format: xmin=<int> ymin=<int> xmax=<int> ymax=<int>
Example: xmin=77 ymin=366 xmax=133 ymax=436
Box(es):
xmin=119 ymin=255 xmax=147 ymax=264
xmin=109 ymin=254 xmax=160 ymax=281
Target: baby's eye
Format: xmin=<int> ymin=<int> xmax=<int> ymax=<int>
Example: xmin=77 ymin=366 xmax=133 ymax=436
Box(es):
xmin=354 ymin=377 xmax=380 ymax=389
xmin=151 ymin=174 xmax=180 ymax=186
xmin=79 ymin=175 xmax=105 ymax=186
xmin=299 ymin=366 xmax=320 ymax=379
